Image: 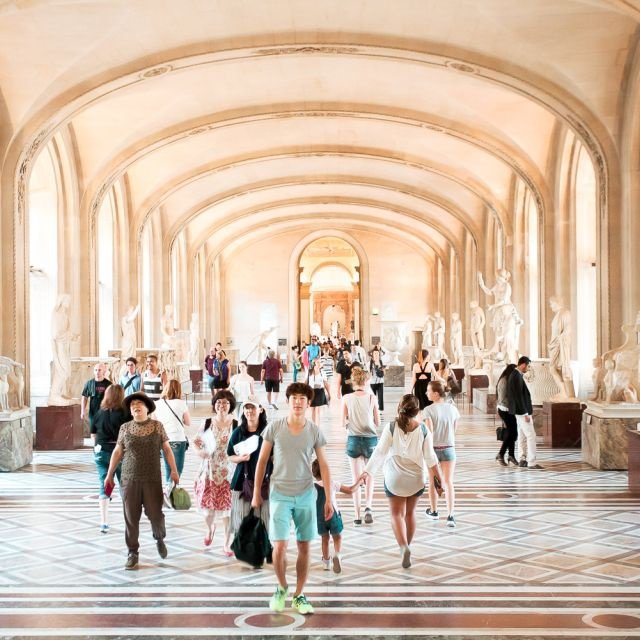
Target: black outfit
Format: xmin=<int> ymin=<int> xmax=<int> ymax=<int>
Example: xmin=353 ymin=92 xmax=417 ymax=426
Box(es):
xmin=82 ymin=378 xmax=112 ymax=426
xmin=92 ymin=408 xmax=132 ymax=453
xmin=369 ymin=361 xmax=385 ymax=411
xmin=336 ymin=360 xmax=355 ymax=396
xmin=226 ymin=424 xmax=272 ymax=491
xmin=497 ymin=409 xmax=518 ymax=458
xmin=413 ymin=363 xmax=432 ymax=410
xmin=506 ymin=368 xmax=533 ymax=415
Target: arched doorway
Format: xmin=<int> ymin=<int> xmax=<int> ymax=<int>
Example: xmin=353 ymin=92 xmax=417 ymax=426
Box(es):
xmin=298 ymin=238 xmax=360 ymax=342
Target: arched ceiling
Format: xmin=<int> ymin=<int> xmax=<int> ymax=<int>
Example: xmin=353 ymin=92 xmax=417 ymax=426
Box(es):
xmin=1 ymin=0 xmax=638 ymax=268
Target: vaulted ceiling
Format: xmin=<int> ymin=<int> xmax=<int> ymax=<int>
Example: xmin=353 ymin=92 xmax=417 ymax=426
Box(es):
xmin=1 ymin=0 xmax=638 ymax=270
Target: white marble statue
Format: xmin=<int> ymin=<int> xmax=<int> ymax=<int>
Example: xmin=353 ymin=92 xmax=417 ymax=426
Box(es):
xmin=450 ymin=312 xmax=463 ymax=365
xmin=0 ymin=367 xmax=9 ymax=413
xmin=160 ymin=304 xmax=176 ymax=350
xmin=422 ymin=315 xmax=434 ymax=348
xmin=433 ymin=311 xmax=446 ymax=356
xmin=189 ymin=313 xmax=200 ymax=369
xmin=14 ymin=362 xmax=24 ymax=409
xmin=120 ymin=305 xmax=139 ymax=362
xmin=548 ymin=297 xmax=575 ymax=399
xmin=48 ymin=293 xmax=78 ymax=405
xmin=478 ymin=269 xmax=523 ymax=364
xmin=244 ymin=326 xmax=278 ymax=363
xmin=591 ymin=314 xmax=640 ymax=403
xmin=469 ymin=300 xmax=486 ymax=351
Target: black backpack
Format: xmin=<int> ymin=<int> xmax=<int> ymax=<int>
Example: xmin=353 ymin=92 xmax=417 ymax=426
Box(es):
xmin=231 ymin=510 xmax=273 ymax=568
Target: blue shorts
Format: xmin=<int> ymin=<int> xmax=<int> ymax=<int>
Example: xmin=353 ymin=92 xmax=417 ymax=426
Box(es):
xmin=435 ymin=446 xmax=456 ymax=462
xmin=346 ymin=435 xmax=378 ymax=459
xmin=317 ymin=510 xmax=344 ymax=536
xmin=269 ymin=487 xmax=317 ymax=542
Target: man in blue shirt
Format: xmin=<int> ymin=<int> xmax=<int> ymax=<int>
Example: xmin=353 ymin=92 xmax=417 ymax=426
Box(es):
xmin=119 ymin=357 xmax=141 ymax=397
xmin=305 ymin=336 xmax=321 ymax=368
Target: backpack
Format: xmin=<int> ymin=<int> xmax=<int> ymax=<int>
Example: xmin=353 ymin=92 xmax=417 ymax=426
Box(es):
xmin=231 ymin=510 xmax=273 ymax=568
xmin=389 ymin=420 xmax=427 ymax=437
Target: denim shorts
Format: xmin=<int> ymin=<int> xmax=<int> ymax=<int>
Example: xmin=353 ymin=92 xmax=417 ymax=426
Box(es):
xmin=346 ymin=435 xmax=378 ymax=459
xmin=94 ymin=449 xmax=121 ymax=498
xmin=384 ymin=481 xmax=425 ymax=499
xmin=435 ymin=446 xmax=456 ymax=462
xmin=269 ymin=487 xmax=317 ymax=542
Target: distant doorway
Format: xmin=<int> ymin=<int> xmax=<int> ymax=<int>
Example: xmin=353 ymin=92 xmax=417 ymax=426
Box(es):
xmin=298 ymin=237 xmax=360 ymax=343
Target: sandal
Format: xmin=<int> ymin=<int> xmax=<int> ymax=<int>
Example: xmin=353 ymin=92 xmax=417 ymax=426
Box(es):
xmin=364 ymin=508 xmax=373 ymax=524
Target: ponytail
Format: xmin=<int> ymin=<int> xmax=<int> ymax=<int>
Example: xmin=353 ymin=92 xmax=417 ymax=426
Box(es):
xmin=396 ymin=394 xmax=420 ymax=433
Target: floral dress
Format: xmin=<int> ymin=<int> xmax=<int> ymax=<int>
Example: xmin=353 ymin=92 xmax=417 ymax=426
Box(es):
xmin=194 ymin=418 xmax=235 ymax=514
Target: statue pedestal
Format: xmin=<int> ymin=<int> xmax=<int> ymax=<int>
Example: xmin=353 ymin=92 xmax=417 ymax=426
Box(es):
xmin=472 ymin=388 xmax=496 ymax=414
xmin=628 ymin=429 xmax=640 ymax=494
xmin=384 ymin=365 xmax=405 ymax=388
xmin=0 ymin=410 xmax=33 ymax=471
xmin=542 ymin=401 xmax=584 ymax=447
xmin=581 ymin=402 xmax=640 ymax=470
xmin=190 ymin=368 xmax=203 ymax=388
xmin=35 ymin=405 xmax=84 ymax=450
xmin=464 ymin=374 xmax=489 ymax=403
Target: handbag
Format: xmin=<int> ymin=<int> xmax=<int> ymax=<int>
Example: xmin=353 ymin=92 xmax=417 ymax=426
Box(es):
xmin=170 ymin=486 xmax=192 ymax=510
xmin=241 ymin=462 xmax=269 ymax=502
xmin=496 ymin=425 xmax=507 ymax=441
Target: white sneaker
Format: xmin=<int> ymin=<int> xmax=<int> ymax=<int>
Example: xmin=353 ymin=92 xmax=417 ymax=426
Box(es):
xmin=332 ymin=554 xmax=342 ymax=574
xmin=322 ymin=557 xmax=331 ymax=571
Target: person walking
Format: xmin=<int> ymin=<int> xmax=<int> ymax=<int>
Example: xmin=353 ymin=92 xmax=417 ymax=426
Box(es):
xmin=423 ymin=380 xmax=460 ymax=527
xmin=142 ymin=354 xmax=166 ymax=400
xmin=153 ymin=379 xmax=191 ymax=482
xmin=226 ymin=394 xmax=271 ymax=539
xmin=368 ymin=348 xmax=385 ymax=413
xmin=261 ymin=350 xmax=283 ymax=409
xmin=495 ymin=363 xmax=518 ymax=466
xmin=307 ymin=358 xmax=331 ymax=425
xmin=291 ymin=346 xmax=302 ymax=383
xmin=251 ymin=382 xmax=333 ymax=615
xmin=104 ymin=392 xmax=179 ymax=570
xmin=311 ymin=459 xmax=357 ymax=574
xmin=412 ymin=350 xmax=435 ymax=410
xmin=119 ymin=358 xmax=141 ymax=397
xmin=342 ymin=366 xmax=380 ymax=525
xmin=433 ymin=358 xmax=460 ymax=402
xmin=194 ymin=389 xmax=237 ymax=554
xmin=211 ymin=349 xmax=231 ymax=391
xmin=91 ymin=384 xmax=130 ymax=533
xmin=506 ymin=356 xmax=542 ymax=469
xmin=359 ymin=394 xmax=442 ymax=569
xmin=81 ymin=363 xmax=112 ymax=430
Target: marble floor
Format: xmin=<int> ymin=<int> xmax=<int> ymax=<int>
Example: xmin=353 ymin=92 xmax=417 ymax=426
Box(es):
xmin=2 ymin=380 xmax=640 ymax=639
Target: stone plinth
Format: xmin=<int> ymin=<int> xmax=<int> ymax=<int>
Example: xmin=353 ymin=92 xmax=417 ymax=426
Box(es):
xmin=190 ymin=369 xmax=203 ymax=388
xmin=0 ymin=410 xmax=33 ymax=471
xmin=542 ymin=401 xmax=584 ymax=447
xmin=473 ymin=388 xmax=496 ymax=414
xmin=628 ymin=428 xmax=640 ymax=494
xmin=581 ymin=402 xmax=640 ymax=470
xmin=465 ymin=374 xmax=489 ymax=403
xmin=247 ymin=364 xmax=262 ymax=380
xmin=35 ymin=405 xmax=84 ymax=450
xmin=384 ymin=365 xmax=405 ymax=387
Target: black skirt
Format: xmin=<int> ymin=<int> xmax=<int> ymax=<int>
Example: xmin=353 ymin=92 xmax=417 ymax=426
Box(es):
xmin=310 ymin=387 xmax=327 ymax=407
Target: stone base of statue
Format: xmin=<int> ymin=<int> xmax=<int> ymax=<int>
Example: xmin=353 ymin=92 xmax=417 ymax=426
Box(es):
xmin=384 ymin=365 xmax=405 ymax=388
xmin=581 ymin=402 xmax=640 ymax=470
xmin=463 ymin=373 xmax=489 ymax=404
xmin=190 ymin=368 xmax=203 ymax=387
xmin=35 ymin=405 xmax=84 ymax=450
xmin=0 ymin=410 xmax=33 ymax=471
xmin=541 ymin=401 xmax=584 ymax=447
xmin=628 ymin=429 xmax=640 ymax=494
xmin=472 ymin=388 xmax=496 ymax=414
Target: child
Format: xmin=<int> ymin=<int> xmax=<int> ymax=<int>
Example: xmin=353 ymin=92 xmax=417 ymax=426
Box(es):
xmin=311 ymin=459 xmax=357 ymax=574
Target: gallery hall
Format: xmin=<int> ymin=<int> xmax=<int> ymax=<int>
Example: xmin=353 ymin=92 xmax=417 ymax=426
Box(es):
xmin=0 ymin=1 xmax=639 ymax=638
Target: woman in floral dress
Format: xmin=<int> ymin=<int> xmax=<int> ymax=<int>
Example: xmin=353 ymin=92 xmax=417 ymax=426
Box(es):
xmin=194 ymin=389 xmax=237 ymax=555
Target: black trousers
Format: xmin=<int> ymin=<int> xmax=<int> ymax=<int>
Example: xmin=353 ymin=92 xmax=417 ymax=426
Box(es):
xmin=497 ymin=409 xmax=518 ymax=458
xmin=370 ymin=383 xmax=384 ymax=411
